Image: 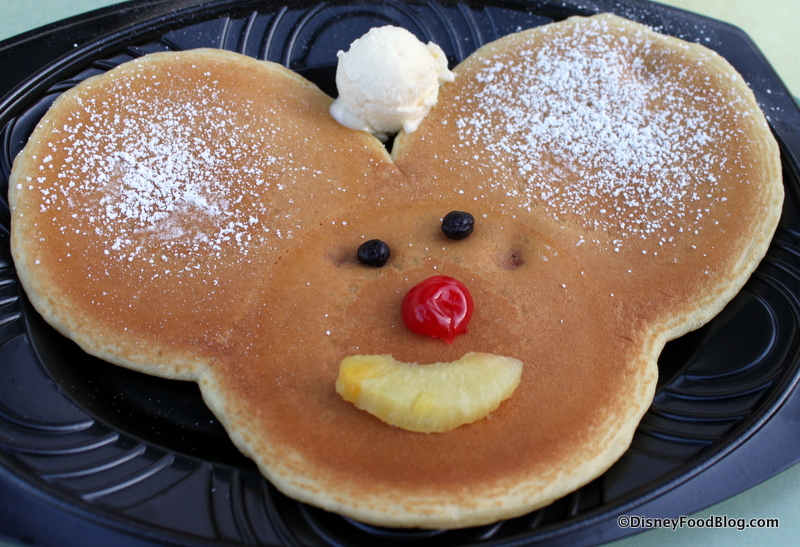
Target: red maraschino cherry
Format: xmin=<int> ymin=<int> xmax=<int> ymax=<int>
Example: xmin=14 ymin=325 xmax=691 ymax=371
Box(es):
xmin=401 ymin=275 xmax=473 ymax=343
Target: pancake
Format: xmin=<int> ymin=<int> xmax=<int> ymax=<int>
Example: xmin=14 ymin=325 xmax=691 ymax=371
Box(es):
xmin=9 ymin=13 xmax=782 ymax=529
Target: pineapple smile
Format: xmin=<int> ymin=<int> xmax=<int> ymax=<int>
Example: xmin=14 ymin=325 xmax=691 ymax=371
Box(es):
xmin=336 ymin=352 xmax=523 ymax=433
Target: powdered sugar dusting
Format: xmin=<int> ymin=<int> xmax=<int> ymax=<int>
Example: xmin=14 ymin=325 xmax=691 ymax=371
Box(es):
xmin=30 ymin=61 xmax=302 ymax=275
xmin=455 ymin=17 xmax=752 ymax=251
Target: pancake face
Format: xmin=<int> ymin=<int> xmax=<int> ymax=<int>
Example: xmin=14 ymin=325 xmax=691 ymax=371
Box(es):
xmin=8 ymin=14 xmax=783 ymax=529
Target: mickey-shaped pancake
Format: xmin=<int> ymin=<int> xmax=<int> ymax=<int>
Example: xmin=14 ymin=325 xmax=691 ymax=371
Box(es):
xmin=9 ymin=14 xmax=782 ymax=528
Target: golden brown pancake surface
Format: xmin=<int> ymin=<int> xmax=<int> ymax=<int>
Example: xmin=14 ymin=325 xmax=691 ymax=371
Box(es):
xmin=9 ymin=14 xmax=783 ymax=528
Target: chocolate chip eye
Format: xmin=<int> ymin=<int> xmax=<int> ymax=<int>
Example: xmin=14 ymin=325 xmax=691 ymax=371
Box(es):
xmin=357 ymin=239 xmax=390 ymax=267
xmin=441 ymin=211 xmax=475 ymax=240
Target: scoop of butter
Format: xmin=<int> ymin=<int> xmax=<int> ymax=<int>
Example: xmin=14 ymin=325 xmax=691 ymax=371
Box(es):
xmin=330 ymin=26 xmax=454 ymax=141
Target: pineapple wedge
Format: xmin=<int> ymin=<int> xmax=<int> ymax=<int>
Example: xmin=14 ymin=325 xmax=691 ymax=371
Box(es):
xmin=336 ymin=352 xmax=523 ymax=433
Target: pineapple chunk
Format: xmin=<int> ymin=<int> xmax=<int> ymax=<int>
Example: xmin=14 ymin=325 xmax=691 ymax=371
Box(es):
xmin=336 ymin=352 xmax=523 ymax=433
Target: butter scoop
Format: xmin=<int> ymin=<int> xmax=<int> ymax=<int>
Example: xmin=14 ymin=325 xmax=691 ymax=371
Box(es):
xmin=330 ymin=26 xmax=454 ymax=141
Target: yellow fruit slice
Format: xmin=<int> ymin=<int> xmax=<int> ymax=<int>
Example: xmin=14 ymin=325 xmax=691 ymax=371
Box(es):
xmin=336 ymin=352 xmax=523 ymax=433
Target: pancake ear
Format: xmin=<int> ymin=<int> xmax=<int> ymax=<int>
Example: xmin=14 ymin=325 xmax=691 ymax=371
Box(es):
xmin=393 ymin=13 xmax=782 ymax=342
xmin=8 ymin=48 xmax=404 ymax=380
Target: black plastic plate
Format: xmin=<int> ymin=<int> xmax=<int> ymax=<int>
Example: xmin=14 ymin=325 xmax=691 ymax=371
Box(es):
xmin=1 ymin=1 xmax=800 ymax=546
